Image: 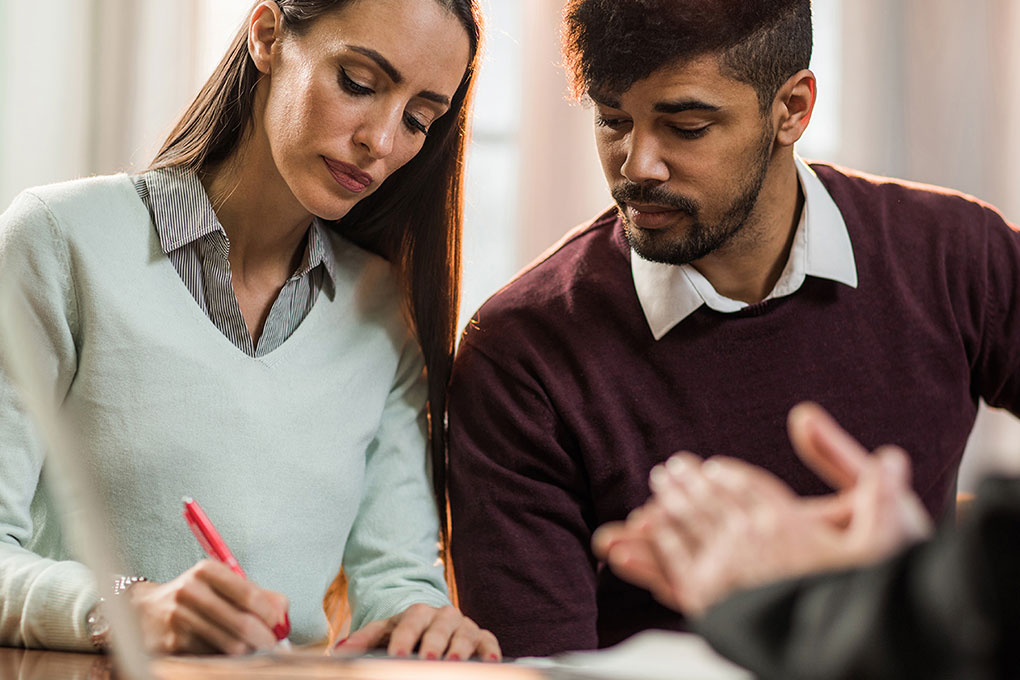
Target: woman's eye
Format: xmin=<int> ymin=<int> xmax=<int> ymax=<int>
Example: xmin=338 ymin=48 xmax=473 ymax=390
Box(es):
xmin=339 ymin=68 xmax=373 ymax=96
xmin=404 ymin=114 xmax=429 ymax=136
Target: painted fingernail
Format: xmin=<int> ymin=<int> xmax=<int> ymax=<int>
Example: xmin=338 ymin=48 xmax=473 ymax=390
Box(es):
xmin=333 ymin=637 xmax=348 ymax=648
xmin=425 ymin=652 xmax=437 ymax=660
xmin=273 ymin=623 xmax=288 ymax=640
xmin=448 ymin=653 xmax=462 ymax=661
xmin=396 ymin=649 xmax=409 ymax=658
xmin=489 ymin=654 xmax=500 ymax=662
xmin=284 ymin=613 xmax=291 ymax=636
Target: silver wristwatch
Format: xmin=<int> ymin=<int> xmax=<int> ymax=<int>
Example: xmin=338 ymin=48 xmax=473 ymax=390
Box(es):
xmin=86 ymin=576 xmax=148 ymax=651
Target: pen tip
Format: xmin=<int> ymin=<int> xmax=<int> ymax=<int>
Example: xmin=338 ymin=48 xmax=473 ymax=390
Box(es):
xmin=182 ymin=496 xmax=194 ymax=504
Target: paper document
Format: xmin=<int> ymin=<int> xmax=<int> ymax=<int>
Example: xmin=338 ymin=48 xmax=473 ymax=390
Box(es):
xmin=516 ymin=630 xmax=753 ymax=680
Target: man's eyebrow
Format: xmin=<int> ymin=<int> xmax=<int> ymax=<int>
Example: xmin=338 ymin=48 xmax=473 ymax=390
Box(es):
xmin=654 ymin=99 xmax=721 ymax=114
xmin=348 ymin=45 xmax=451 ymax=107
xmin=589 ymin=91 xmax=620 ymax=109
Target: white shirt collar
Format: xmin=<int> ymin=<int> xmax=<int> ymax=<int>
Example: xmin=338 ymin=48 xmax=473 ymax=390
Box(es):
xmin=631 ymin=156 xmax=858 ymax=340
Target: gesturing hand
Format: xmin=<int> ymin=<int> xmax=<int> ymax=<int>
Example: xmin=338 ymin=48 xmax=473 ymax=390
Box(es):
xmin=334 ymin=603 xmax=501 ymax=661
xmin=594 ymin=402 xmax=934 ymax=617
xmin=127 ymin=559 xmax=289 ymax=655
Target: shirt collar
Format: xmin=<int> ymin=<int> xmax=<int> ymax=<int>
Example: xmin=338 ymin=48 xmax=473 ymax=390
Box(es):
xmin=631 ymin=155 xmax=858 ymax=340
xmin=298 ymin=218 xmax=338 ymax=284
xmin=140 ymin=166 xmax=337 ymax=285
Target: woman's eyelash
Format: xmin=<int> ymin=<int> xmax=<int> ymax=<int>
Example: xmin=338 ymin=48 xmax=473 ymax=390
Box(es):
xmin=339 ymin=68 xmax=373 ymax=96
xmin=404 ymin=115 xmax=428 ymax=135
xmin=339 ymin=66 xmax=429 ymax=136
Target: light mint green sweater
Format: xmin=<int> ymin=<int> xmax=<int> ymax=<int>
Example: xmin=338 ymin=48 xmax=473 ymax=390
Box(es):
xmin=0 ymin=175 xmax=449 ymax=651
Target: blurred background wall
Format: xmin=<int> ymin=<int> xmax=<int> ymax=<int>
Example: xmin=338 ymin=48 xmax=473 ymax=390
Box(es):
xmin=1 ymin=0 xmax=1017 ymax=488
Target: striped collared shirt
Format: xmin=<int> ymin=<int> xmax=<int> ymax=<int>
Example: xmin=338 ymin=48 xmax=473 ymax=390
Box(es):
xmin=133 ymin=166 xmax=337 ymax=357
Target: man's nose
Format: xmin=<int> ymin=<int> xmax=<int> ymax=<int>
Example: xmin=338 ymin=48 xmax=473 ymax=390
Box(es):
xmin=620 ymin=129 xmax=670 ymax=184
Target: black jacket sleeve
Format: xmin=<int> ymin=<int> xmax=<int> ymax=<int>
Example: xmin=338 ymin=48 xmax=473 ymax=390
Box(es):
xmin=695 ymin=477 xmax=1020 ymax=680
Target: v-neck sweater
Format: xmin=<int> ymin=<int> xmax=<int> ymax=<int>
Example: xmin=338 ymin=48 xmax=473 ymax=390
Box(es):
xmin=0 ymin=174 xmax=448 ymax=651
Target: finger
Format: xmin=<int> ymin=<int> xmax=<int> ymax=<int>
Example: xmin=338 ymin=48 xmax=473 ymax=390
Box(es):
xmin=176 ymin=575 xmax=277 ymax=651
xmin=684 ymin=458 xmax=759 ymax=520
xmin=443 ymin=619 xmax=495 ymax=661
xmin=387 ymin=604 xmax=437 ymax=657
xmin=339 ymin=618 xmax=391 ymax=653
xmin=871 ymin=446 xmax=932 ymax=540
xmin=592 ymin=521 xmax=633 ymax=559
xmin=697 ymin=457 xmax=796 ymax=509
xmin=194 ymin=560 xmax=289 ymax=634
xmin=604 ymin=534 xmax=669 ymax=593
xmin=787 ymin=402 xmax=870 ymax=489
xmin=164 ymin=598 xmax=253 ymax=655
xmin=799 ymin=493 xmax=853 ymax=528
xmin=476 ymin=629 xmax=502 ymax=662
xmin=650 ymin=460 xmax=717 ymax=547
xmin=644 ymin=506 xmax=696 ymax=611
xmin=417 ymin=606 xmax=463 ymax=659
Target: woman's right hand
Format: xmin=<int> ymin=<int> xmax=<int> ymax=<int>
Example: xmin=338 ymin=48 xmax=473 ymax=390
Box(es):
xmin=126 ymin=559 xmax=289 ymax=655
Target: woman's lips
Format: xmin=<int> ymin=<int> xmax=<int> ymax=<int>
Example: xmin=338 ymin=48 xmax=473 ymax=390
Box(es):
xmin=626 ymin=203 xmax=684 ymax=230
xmin=323 ymin=157 xmax=373 ymax=194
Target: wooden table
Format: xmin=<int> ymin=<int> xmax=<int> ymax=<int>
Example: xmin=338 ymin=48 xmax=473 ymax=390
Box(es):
xmin=0 ymin=647 xmax=548 ymax=680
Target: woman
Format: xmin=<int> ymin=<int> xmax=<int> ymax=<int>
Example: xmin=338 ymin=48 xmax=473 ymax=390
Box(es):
xmin=0 ymin=0 xmax=498 ymax=660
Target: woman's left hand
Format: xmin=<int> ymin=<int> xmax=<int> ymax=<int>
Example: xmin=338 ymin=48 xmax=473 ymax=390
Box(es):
xmin=334 ymin=603 xmax=501 ymax=661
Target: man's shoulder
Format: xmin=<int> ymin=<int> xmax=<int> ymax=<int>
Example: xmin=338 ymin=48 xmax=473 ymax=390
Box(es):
xmin=809 ymin=161 xmax=1009 ymax=227
xmin=479 ymin=207 xmax=624 ymax=310
xmin=458 ymin=207 xmax=631 ymax=353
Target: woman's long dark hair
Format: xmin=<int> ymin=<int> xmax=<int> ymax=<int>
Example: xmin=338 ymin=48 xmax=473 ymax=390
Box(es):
xmin=151 ymin=0 xmax=482 ymax=623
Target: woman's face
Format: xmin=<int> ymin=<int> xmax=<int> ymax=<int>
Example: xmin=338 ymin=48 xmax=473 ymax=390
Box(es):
xmin=253 ymin=0 xmax=472 ymax=221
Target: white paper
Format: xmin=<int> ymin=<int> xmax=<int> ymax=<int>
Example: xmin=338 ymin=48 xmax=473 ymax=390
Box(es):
xmin=516 ymin=630 xmax=753 ymax=680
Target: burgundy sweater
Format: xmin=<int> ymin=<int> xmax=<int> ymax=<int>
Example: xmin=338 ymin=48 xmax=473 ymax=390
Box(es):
xmin=447 ymin=164 xmax=1020 ymax=658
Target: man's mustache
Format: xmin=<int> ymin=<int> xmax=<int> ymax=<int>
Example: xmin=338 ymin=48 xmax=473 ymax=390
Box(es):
xmin=612 ymin=183 xmax=699 ymax=215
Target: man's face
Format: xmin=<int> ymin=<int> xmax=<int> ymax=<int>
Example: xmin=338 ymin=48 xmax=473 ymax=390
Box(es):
xmin=592 ymin=55 xmax=776 ymax=266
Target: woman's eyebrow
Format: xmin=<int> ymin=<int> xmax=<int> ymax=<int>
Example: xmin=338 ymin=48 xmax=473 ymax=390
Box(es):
xmin=349 ymin=45 xmax=403 ymax=83
xmin=347 ymin=45 xmax=451 ymax=107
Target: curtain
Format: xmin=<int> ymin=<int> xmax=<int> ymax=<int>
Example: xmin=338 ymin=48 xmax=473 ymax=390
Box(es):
xmin=0 ymin=0 xmax=213 ymax=208
xmin=833 ymin=0 xmax=1020 ymax=488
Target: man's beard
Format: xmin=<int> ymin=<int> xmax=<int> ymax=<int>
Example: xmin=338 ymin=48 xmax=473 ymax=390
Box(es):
xmin=614 ymin=125 xmax=774 ymax=266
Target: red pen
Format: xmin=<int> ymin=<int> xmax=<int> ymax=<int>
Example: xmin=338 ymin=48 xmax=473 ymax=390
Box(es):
xmin=182 ymin=496 xmax=290 ymax=640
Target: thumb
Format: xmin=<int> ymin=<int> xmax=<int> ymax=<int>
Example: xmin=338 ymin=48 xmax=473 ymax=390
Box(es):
xmin=787 ymin=402 xmax=870 ymax=491
xmin=875 ymin=446 xmax=933 ymax=541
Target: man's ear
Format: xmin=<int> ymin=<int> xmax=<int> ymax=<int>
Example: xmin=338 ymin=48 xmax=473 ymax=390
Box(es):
xmin=248 ymin=1 xmax=284 ymax=75
xmin=773 ymin=69 xmax=817 ymax=147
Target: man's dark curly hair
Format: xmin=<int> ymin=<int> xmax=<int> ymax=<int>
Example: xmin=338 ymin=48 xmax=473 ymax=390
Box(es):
xmin=562 ymin=0 xmax=812 ymax=111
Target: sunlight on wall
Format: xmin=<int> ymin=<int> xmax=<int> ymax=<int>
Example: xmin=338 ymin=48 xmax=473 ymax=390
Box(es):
xmin=0 ymin=1 xmax=93 ymax=208
xmin=459 ymin=0 xmax=525 ymax=324
xmin=798 ymin=0 xmax=842 ymax=159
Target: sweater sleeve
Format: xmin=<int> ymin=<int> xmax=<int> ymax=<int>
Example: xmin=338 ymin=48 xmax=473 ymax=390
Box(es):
xmin=341 ymin=328 xmax=450 ymax=631
xmin=973 ymin=209 xmax=1020 ymax=413
xmin=695 ymin=476 xmax=1020 ymax=680
xmin=447 ymin=333 xmax=598 ymax=658
xmin=0 ymin=190 xmax=100 ymax=651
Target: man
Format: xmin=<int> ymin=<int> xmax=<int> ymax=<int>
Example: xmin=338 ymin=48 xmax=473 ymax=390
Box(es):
xmin=447 ymin=0 xmax=1020 ymax=657
xmin=596 ymin=403 xmax=1020 ymax=680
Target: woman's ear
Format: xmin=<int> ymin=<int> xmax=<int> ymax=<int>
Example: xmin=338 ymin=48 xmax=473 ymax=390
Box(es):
xmin=248 ymin=1 xmax=284 ymax=75
xmin=773 ymin=69 xmax=817 ymax=148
